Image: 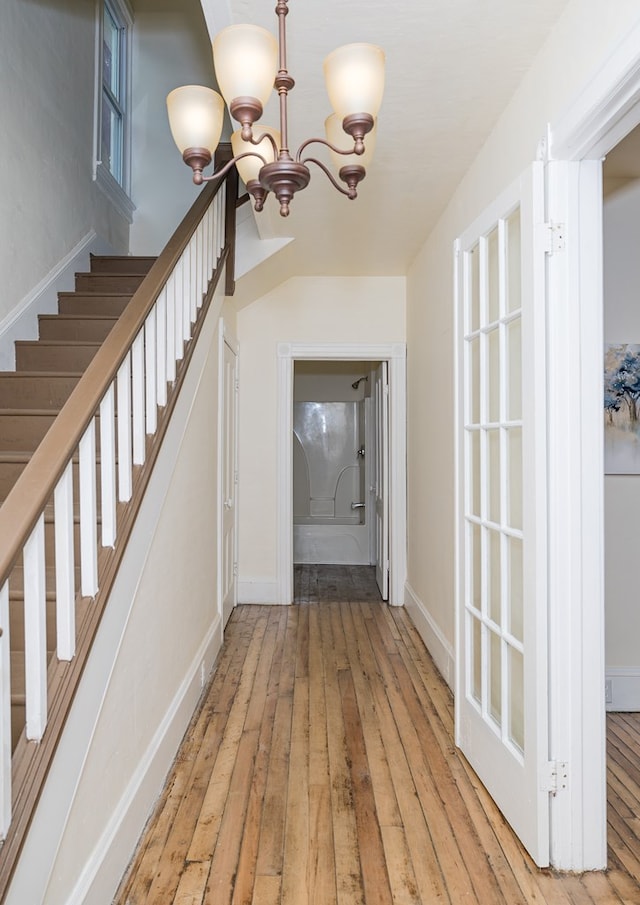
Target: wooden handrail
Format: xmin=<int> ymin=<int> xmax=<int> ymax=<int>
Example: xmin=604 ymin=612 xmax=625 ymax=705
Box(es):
xmin=0 ymin=175 xmax=232 ymax=589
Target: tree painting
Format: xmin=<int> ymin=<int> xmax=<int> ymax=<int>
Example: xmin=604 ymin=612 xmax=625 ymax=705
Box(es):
xmin=604 ymin=343 xmax=640 ymax=473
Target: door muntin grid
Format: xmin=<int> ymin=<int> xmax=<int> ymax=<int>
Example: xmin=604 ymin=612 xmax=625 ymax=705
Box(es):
xmin=463 ymin=208 xmax=524 ymax=758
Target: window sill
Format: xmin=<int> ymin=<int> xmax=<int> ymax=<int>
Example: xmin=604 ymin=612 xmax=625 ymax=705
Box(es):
xmin=94 ymin=162 xmax=135 ymax=224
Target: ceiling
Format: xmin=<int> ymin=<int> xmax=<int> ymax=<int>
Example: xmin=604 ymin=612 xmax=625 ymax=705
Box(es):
xmin=203 ymin=0 xmax=571 ymax=280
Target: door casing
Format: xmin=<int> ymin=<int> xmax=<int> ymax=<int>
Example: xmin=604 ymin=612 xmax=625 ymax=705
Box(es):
xmin=276 ymin=342 xmax=407 ymax=605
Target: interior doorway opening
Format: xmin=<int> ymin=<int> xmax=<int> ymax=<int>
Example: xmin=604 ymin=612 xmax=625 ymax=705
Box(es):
xmin=276 ymin=342 xmax=406 ymax=607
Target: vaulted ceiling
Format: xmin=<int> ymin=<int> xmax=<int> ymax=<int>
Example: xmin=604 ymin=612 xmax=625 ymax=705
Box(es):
xmin=202 ymin=0 xmax=571 ymax=278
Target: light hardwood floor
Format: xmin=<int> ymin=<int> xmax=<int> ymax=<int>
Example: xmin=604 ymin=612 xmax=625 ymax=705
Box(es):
xmin=115 ymin=566 xmax=640 ymax=904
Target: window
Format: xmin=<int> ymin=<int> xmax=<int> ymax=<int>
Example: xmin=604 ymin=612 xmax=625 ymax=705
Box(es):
xmin=94 ymin=0 xmax=134 ymax=221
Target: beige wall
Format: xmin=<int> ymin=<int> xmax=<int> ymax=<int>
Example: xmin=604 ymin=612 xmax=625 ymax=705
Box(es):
xmin=236 ymin=276 xmax=405 ymax=590
xmin=406 ymin=0 xmax=640 ymax=655
xmin=129 ymin=0 xmax=224 ymax=254
xmin=0 ymin=0 xmax=130 ymax=324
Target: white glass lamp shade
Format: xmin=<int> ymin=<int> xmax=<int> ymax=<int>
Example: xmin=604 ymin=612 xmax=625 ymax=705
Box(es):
xmin=213 ymin=25 xmax=278 ymax=108
xmin=323 ymin=43 xmax=385 ymax=118
xmin=231 ymin=126 xmax=280 ymax=184
xmin=325 ymin=114 xmax=376 ymax=170
xmin=166 ymin=85 xmax=224 ymax=154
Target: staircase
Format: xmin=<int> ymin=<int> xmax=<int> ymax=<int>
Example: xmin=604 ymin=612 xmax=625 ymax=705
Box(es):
xmin=0 ymin=255 xmax=155 ymax=750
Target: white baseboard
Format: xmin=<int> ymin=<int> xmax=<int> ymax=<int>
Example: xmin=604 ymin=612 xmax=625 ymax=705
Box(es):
xmin=237 ymin=579 xmax=282 ymax=604
xmin=68 ymin=619 xmax=223 ymax=905
xmin=0 ymin=231 xmax=115 ymax=370
xmin=404 ymin=582 xmax=455 ymax=690
xmin=605 ymin=667 xmax=640 ymax=711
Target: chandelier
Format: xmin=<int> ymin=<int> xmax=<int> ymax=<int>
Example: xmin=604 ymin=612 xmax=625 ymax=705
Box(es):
xmin=166 ymin=0 xmax=385 ymax=217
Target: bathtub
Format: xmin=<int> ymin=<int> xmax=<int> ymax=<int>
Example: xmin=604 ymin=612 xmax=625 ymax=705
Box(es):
xmin=293 ymin=517 xmax=370 ymax=565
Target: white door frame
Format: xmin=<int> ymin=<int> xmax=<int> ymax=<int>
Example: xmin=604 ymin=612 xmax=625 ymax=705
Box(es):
xmin=276 ymin=342 xmax=407 ymax=605
xmin=543 ymin=19 xmax=640 ymax=870
xmin=218 ymin=320 xmax=239 ymax=624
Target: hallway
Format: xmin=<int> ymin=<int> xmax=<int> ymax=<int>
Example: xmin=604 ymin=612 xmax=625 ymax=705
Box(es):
xmin=115 ymin=567 xmax=640 ymax=904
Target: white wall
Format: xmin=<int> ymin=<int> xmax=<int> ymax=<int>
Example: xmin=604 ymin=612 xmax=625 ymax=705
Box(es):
xmin=5 ymin=280 xmax=229 ymax=905
xmin=603 ymin=179 xmax=640 ymax=707
xmin=129 ymin=0 xmax=225 ymax=254
xmin=236 ymin=276 xmax=405 ymax=597
xmin=0 ymin=0 xmax=130 ymax=328
xmin=405 ymin=0 xmax=640 ymax=669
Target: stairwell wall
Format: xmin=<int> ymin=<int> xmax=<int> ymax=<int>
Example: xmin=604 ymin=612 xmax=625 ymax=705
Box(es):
xmin=0 ymin=0 xmax=130 ymax=331
xmin=5 ymin=278 xmax=231 ymax=905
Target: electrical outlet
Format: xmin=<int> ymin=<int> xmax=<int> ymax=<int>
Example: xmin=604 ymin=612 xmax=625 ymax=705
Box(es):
xmin=605 ymin=679 xmax=613 ymax=705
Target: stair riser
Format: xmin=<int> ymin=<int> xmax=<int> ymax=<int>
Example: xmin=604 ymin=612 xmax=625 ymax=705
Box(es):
xmin=15 ymin=343 xmax=100 ymax=372
xmin=9 ymin=597 xmax=57 ymax=652
xmin=0 ymin=375 xmax=81 ymax=409
xmin=0 ymin=414 xmax=57 ymax=451
xmin=38 ymin=318 xmax=117 ymax=343
xmin=75 ymin=273 xmax=146 ymax=294
xmin=90 ymin=255 xmax=155 ymax=275
xmin=57 ymin=295 xmax=131 ymax=317
xmin=0 ymin=459 xmax=104 ymax=500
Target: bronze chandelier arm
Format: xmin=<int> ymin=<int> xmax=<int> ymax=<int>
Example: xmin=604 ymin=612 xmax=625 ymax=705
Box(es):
xmin=246 ymin=128 xmax=280 ymax=157
xmin=295 ymin=136 xmax=362 ymax=162
xmin=301 ymin=156 xmax=357 ymax=198
xmin=189 ymin=150 xmax=269 ymax=185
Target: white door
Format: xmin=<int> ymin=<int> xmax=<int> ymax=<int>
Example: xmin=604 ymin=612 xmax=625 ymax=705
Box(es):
xmin=455 ymin=163 xmax=549 ymax=865
xmin=220 ymin=331 xmax=238 ymax=626
xmin=374 ymin=361 xmax=389 ymax=600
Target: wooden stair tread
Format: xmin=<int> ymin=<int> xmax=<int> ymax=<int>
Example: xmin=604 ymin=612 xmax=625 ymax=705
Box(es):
xmin=15 ymin=340 xmax=102 ymax=347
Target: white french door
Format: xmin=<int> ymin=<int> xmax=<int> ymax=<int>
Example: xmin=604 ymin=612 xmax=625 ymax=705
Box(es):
xmin=455 ymin=163 xmax=549 ymax=865
xmin=374 ymin=361 xmax=389 ymax=601
xmin=220 ymin=329 xmax=238 ymax=626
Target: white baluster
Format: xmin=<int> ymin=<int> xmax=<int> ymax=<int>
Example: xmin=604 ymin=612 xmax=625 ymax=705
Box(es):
xmin=145 ymin=307 xmax=157 ymax=434
xmin=156 ymin=289 xmax=167 ymax=407
xmin=24 ymin=515 xmax=47 ymax=740
xmin=79 ymin=420 xmax=99 ymax=597
xmin=205 ymin=204 xmax=213 ymax=286
xmin=189 ymin=235 xmax=197 ymax=325
xmin=166 ymin=272 xmax=176 ymax=383
xmin=54 ymin=461 xmax=75 ymax=660
xmin=174 ymin=259 xmax=184 ymax=362
xmin=182 ymin=248 xmax=191 ymax=341
xmin=0 ymin=580 xmax=11 ymax=837
xmin=100 ymin=384 xmax=117 ymax=548
xmin=132 ymin=330 xmax=146 ymax=465
xmin=117 ymin=354 xmax=133 ymax=502
xmin=196 ymin=221 xmax=204 ymax=308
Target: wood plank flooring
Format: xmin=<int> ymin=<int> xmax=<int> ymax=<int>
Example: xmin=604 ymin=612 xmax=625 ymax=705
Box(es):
xmin=115 ymin=566 xmax=640 ymax=904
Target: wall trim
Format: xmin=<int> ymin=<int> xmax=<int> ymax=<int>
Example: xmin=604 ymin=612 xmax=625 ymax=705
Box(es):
xmin=605 ymin=667 xmax=640 ymax=712
xmin=276 ymin=342 xmax=407 ymax=606
xmin=0 ymin=231 xmax=115 ymax=371
xmin=237 ymin=580 xmax=282 ymax=605
xmin=404 ymin=583 xmax=454 ymax=691
xmin=550 ymin=15 xmax=640 ymax=161
xmin=64 ymin=618 xmax=222 ymax=905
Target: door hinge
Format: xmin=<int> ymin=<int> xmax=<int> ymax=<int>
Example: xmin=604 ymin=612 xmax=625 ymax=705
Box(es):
xmin=541 ymin=760 xmax=569 ymax=794
xmin=233 ymin=562 xmax=238 ymax=577
xmin=540 ymin=221 xmax=565 ymax=255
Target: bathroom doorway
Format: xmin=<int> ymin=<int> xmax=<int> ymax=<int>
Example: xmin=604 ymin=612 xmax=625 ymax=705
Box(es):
xmin=292 ymin=360 xmax=382 ymax=587
xmin=276 ymin=342 xmax=406 ymax=606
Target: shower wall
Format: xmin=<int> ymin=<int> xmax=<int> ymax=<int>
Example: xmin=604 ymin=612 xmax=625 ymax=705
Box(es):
xmin=293 ymin=401 xmax=363 ymax=522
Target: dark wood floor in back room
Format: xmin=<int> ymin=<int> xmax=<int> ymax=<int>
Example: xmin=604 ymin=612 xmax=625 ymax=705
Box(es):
xmin=115 ymin=565 xmax=640 ymax=904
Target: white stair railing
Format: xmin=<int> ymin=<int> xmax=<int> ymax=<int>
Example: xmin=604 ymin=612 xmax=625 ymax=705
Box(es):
xmin=0 ymin=173 xmax=231 ymax=851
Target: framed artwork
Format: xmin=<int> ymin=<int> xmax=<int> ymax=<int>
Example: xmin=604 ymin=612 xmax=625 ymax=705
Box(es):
xmin=604 ymin=343 xmax=640 ymax=474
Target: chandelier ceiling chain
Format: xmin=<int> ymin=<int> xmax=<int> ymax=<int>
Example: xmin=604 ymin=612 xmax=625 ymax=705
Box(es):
xmin=166 ymin=0 xmax=385 ymax=217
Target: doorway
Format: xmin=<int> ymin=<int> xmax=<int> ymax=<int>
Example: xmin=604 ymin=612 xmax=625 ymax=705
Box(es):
xmin=276 ymin=342 xmax=406 ymax=606
xmin=602 ymin=127 xmax=640 ymax=712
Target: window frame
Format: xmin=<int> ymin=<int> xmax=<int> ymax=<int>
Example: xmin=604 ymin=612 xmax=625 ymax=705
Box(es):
xmin=93 ymin=0 xmax=135 ymax=222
